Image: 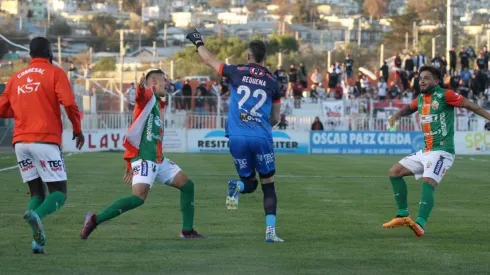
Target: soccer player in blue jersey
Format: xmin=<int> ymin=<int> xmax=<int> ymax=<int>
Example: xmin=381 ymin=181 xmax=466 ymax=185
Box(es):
xmin=187 ymin=30 xmax=283 ymax=242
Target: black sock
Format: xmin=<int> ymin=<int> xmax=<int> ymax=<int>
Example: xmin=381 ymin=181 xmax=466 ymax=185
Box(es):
xmin=261 ymin=183 xmax=277 ymax=216
xmin=241 ymin=178 xmax=258 ymax=194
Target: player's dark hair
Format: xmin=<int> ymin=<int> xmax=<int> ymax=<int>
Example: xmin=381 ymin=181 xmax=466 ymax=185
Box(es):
xmin=145 ymin=68 xmax=165 ymax=81
xmin=248 ymin=40 xmax=267 ymax=63
xmin=419 ymin=65 xmax=441 ymax=80
xmin=29 ymin=37 xmax=52 ymax=60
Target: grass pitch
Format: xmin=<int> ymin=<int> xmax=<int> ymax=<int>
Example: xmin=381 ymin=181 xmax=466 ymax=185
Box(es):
xmin=1 ymin=152 xmax=490 ymax=274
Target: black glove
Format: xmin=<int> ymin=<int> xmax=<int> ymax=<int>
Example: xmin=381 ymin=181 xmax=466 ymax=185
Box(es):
xmin=186 ymin=29 xmax=204 ymax=49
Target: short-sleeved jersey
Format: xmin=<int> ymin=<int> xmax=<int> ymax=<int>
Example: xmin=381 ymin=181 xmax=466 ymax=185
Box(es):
xmin=410 ymin=85 xmax=464 ymax=154
xmin=219 ymin=63 xmax=281 ymax=140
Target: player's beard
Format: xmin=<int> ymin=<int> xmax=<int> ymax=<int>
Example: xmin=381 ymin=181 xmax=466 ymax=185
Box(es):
xmin=420 ymin=83 xmax=435 ymax=94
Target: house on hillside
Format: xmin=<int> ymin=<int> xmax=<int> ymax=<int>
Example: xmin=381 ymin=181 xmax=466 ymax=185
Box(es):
xmin=157 ymin=27 xmax=186 ymax=44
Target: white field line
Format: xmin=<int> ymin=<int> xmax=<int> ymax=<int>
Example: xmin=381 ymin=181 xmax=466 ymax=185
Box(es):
xmin=0 ymin=153 xmax=76 ymax=173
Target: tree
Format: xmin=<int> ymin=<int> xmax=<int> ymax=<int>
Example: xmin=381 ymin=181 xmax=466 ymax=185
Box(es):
xmin=48 ymin=19 xmax=72 ymax=36
xmin=89 ymin=15 xmax=117 ymax=38
xmin=382 ymin=8 xmax=419 ymax=55
xmin=93 ymin=57 xmax=116 ymax=72
xmin=291 ymin=0 xmax=318 ymax=25
xmin=363 ymin=0 xmax=388 ymax=18
xmin=407 ymin=0 xmax=445 ymax=23
xmin=267 ymin=34 xmax=299 ymax=55
xmin=208 ymin=0 xmax=229 ymax=9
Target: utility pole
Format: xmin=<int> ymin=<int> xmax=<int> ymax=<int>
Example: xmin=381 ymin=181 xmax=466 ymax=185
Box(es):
xmin=357 ymin=18 xmax=361 ymax=47
xmin=446 ymin=0 xmax=453 ymax=72
xmin=119 ymin=30 xmax=125 ymax=113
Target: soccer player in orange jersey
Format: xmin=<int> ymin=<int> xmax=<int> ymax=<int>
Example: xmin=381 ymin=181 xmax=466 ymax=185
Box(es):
xmin=384 ymin=66 xmax=490 ymax=237
xmin=80 ymin=70 xmax=202 ymax=240
xmin=0 ymin=37 xmax=85 ymax=253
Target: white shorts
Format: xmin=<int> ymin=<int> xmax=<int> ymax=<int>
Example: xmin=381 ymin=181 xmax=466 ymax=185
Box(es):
xmin=15 ymin=143 xmax=67 ymax=183
xmin=399 ymin=150 xmax=455 ymax=183
xmin=131 ymin=158 xmax=182 ymax=187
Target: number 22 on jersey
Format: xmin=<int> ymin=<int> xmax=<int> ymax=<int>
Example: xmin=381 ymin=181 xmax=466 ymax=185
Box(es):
xmin=237 ymin=85 xmax=267 ymax=117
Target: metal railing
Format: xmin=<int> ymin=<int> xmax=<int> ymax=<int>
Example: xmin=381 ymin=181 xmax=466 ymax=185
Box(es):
xmin=59 ymin=112 xmax=487 ymax=132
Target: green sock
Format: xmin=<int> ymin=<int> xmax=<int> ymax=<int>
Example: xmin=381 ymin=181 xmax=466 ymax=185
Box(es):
xmin=35 ymin=191 xmax=66 ymax=220
xmin=416 ymin=182 xmax=435 ymax=228
xmin=96 ymin=195 xmax=144 ymax=225
xmin=389 ymin=176 xmax=409 ymax=217
xmin=28 ymin=196 xmax=44 ymax=211
xmin=180 ymin=180 xmax=195 ymax=231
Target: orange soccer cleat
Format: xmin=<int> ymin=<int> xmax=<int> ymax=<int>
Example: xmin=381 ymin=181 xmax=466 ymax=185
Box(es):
xmin=404 ymin=216 xmax=425 ymax=238
xmin=382 ymin=216 xmax=411 ymax=228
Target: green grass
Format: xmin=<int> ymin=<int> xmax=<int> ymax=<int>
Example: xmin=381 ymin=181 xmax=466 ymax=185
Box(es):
xmin=1 ymin=152 xmax=490 ymax=274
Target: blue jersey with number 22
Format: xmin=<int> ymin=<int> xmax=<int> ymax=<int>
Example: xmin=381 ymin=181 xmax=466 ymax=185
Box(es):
xmin=220 ymin=63 xmax=281 ymax=140
xmin=219 ymin=63 xmax=281 ymax=178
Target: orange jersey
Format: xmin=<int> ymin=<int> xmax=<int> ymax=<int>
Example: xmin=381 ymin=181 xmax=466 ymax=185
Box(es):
xmin=0 ymin=58 xmax=82 ymax=146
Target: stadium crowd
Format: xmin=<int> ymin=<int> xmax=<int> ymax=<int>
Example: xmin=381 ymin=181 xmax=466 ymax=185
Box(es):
xmin=127 ymin=45 xmax=489 ymax=115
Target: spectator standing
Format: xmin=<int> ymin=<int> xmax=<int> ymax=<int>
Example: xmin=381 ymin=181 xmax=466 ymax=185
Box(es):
xmin=310 ymin=67 xmax=323 ymax=86
xmin=173 ymin=77 xmax=183 ymax=109
xmin=394 ymin=53 xmax=402 ymax=69
xmin=460 ymin=47 xmax=469 ymax=69
xmin=404 ymin=54 xmax=415 ymax=76
xmin=288 ymin=64 xmax=298 ymax=91
xmin=298 ymin=62 xmax=307 ymax=90
xmin=476 ymin=70 xmax=489 ymax=97
xmin=416 ymin=52 xmax=427 ymax=69
xmin=482 ymin=46 xmax=489 ymax=70
xmin=182 ymin=79 xmax=192 ymax=110
xmin=449 ymin=48 xmax=457 ymax=75
xmin=476 ymin=52 xmax=487 ymax=70
xmin=292 ymin=81 xmax=303 ymax=109
xmin=311 ymin=117 xmax=324 ymax=130
xmin=380 ymin=61 xmax=389 ymax=82
xmin=194 ymin=87 xmax=205 ymax=115
xmin=125 ymin=83 xmax=136 ymax=111
xmin=209 ymin=81 xmax=220 ymax=113
xmin=196 ymin=82 xmax=211 ymax=112
xmin=377 ymin=77 xmax=387 ymax=100
xmin=344 ymin=54 xmax=354 ymax=83
xmin=274 ymin=65 xmax=289 ymax=97
xmin=173 ymin=77 xmax=182 ymax=92
xmin=460 ymin=67 xmax=471 ymax=86
xmin=327 ymin=64 xmax=339 ymax=94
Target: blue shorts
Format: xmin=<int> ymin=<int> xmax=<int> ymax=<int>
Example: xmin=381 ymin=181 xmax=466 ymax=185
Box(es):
xmin=228 ymin=135 xmax=275 ymax=179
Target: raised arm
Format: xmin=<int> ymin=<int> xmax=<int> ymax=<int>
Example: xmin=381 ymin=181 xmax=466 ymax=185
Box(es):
xmin=186 ymin=29 xmax=222 ymax=73
xmin=460 ymin=98 xmax=490 ymax=120
xmin=389 ymin=99 xmax=418 ymax=127
xmin=197 ymin=46 xmax=222 ymax=74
